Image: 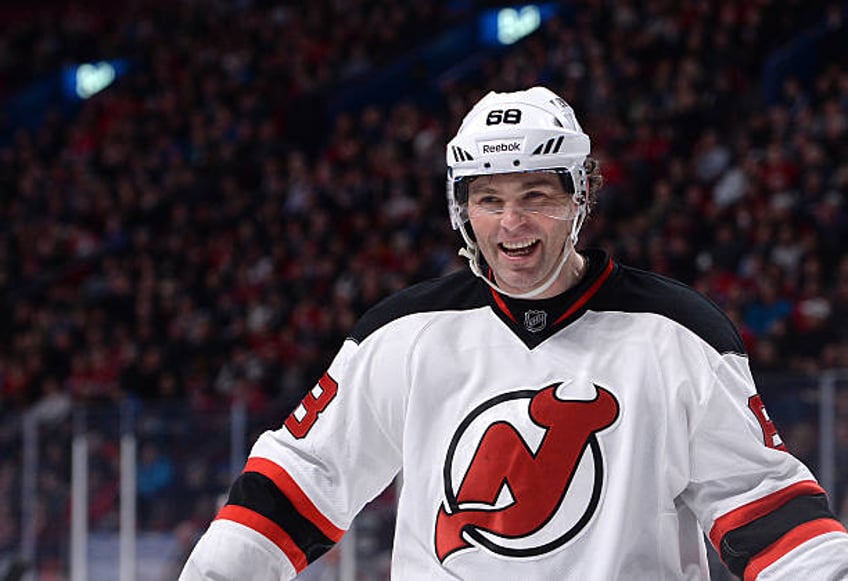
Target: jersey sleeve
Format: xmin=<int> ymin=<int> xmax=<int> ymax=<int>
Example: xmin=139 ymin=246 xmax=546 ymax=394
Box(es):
xmin=680 ymin=350 xmax=848 ymax=580
xmin=180 ymin=330 xmax=408 ymax=580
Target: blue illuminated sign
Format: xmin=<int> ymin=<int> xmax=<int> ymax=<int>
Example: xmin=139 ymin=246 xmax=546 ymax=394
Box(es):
xmin=479 ymin=3 xmax=559 ymax=46
xmin=61 ymin=59 xmax=130 ymax=101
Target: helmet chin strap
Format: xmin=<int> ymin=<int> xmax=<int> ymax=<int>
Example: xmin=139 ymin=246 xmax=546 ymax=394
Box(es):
xmin=459 ymin=243 xmax=574 ymax=299
xmin=458 ymin=215 xmax=582 ymax=299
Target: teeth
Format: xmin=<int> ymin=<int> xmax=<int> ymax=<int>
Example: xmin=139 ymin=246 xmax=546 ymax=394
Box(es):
xmin=501 ymin=239 xmax=536 ymax=250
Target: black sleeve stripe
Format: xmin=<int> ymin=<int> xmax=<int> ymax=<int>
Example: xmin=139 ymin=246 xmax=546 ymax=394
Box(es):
xmin=719 ymin=493 xmax=837 ymax=576
xmin=226 ymin=471 xmax=335 ymax=564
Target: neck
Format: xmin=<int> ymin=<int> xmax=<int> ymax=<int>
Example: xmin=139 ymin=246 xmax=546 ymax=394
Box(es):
xmin=531 ymin=249 xmax=586 ymax=299
xmin=460 ymin=239 xmax=588 ymax=300
xmin=569 ymin=251 xmax=588 ymax=287
xmin=493 ymin=247 xmax=586 ymax=300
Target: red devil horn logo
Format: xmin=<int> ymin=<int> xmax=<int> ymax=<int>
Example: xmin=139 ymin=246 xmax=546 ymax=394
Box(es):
xmin=435 ymin=384 xmax=619 ymax=561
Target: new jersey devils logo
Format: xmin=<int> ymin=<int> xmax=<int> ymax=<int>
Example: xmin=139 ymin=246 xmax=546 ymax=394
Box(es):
xmin=435 ymin=382 xmax=619 ymax=562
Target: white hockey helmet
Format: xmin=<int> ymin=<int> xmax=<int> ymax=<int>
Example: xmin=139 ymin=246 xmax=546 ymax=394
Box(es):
xmin=445 ymin=86 xmax=592 ymax=297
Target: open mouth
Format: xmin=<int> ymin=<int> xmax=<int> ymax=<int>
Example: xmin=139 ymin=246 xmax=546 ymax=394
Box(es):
xmin=499 ymin=239 xmax=539 ymax=258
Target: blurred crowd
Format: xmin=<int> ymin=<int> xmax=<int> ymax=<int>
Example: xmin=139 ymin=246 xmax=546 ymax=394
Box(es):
xmin=0 ymin=0 xmax=461 ymax=416
xmin=0 ymin=0 xmax=845 ymax=413
xmin=0 ymin=0 xmax=846 ymax=575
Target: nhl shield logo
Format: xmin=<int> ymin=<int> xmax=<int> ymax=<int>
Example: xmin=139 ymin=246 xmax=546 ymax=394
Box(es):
xmin=524 ymin=310 xmax=547 ymax=333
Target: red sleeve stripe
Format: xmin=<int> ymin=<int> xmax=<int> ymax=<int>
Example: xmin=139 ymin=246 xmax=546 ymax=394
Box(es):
xmin=244 ymin=456 xmax=345 ymax=542
xmin=708 ymin=480 xmax=826 ymax=549
xmin=743 ymin=518 xmax=847 ymax=581
xmin=216 ymin=504 xmax=308 ymax=573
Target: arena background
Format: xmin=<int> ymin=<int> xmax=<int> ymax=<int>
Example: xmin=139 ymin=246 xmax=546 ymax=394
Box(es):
xmin=0 ymin=1 xmax=846 ymax=579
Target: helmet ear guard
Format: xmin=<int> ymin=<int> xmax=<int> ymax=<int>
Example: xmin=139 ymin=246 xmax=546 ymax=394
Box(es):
xmin=445 ymin=86 xmax=592 ymax=298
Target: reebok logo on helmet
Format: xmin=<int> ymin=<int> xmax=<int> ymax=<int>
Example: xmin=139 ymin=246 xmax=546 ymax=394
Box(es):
xmin=480 ymin=139 xmax=524 ymax=155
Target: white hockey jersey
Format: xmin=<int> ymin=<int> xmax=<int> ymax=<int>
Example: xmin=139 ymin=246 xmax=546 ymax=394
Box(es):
xmin=181 ymin=250 xmax=848 ymax=580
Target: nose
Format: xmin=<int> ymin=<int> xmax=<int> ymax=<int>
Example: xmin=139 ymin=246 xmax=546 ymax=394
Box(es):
xmin=499 ymin=204 xmax=527 ymax=229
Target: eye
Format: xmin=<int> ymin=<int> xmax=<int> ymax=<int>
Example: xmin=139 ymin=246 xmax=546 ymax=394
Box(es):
xmin=468 ymin=194 xmax=504 ymax=217
xmin=522 ymin=191 xmax=555 ymax=207
xmin=474 ymin=195 xmax=502 ymax=207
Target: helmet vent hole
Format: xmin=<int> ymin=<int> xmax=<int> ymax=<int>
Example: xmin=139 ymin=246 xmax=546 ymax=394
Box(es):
xmin=484 ymin=162 xmax=491 ymax=169
xmin=513 ymin=160 xmax=520 ymax=167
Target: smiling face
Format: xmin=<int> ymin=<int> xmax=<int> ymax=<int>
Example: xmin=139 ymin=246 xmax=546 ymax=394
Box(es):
xmin=467 ymin=171 xmax=581 ymax=298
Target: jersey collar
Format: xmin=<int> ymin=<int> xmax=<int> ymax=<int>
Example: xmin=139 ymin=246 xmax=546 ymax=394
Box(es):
xmin=486 ymin=249 xmax=616 ymax=348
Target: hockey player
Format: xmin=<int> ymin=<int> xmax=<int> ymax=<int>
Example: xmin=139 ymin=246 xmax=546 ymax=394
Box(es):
xmin=180 ymin=87 xmax=848 ymax=580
